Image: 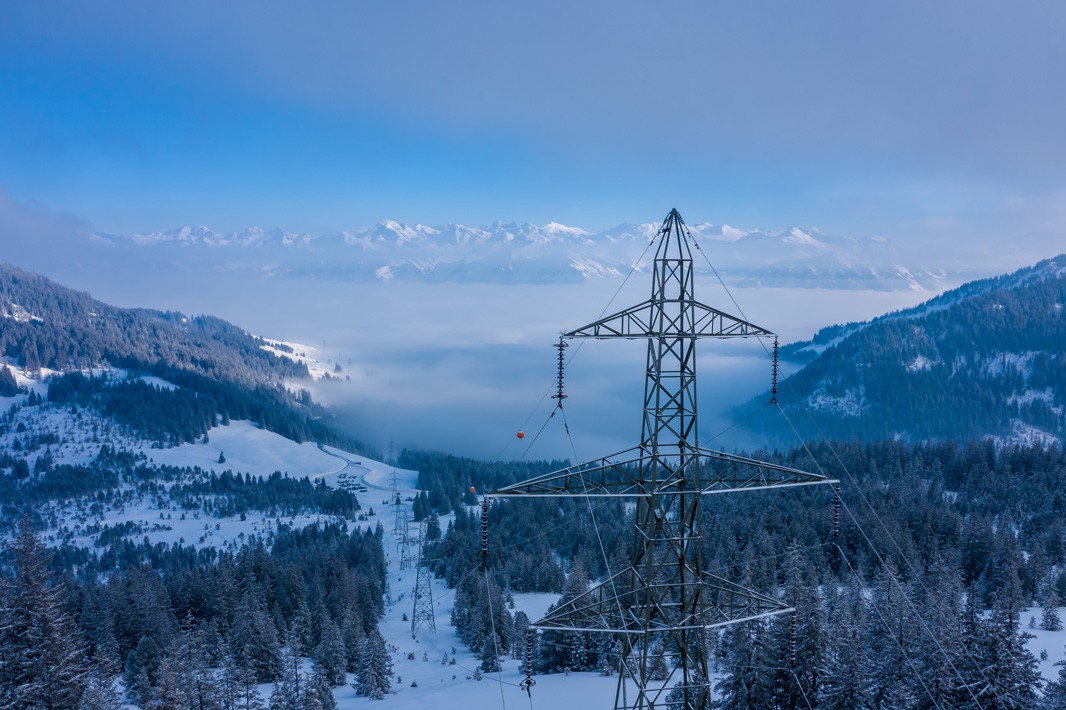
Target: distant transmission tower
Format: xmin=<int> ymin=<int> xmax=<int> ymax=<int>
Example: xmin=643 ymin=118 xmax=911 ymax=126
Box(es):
xmin=411 ymin=520 xmax=436 ymax=637
xmin=495 ymin=209 xmax=834 ymax=710
xmin=391 ymin=471 xmax=405 ymax=537
xmin=396 ymin=508 xmax=415 ymax=571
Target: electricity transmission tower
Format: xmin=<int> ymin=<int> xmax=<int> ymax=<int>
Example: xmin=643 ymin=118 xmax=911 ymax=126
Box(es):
xmin=411 ymin=520 xmax=436 ymax=637
xmin=495 ymin=209 xmax=834 ymax=710
xmin=391 ymin=471 xmax=406 ymax=537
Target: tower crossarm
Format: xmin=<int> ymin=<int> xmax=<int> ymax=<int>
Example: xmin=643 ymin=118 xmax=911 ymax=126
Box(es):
xmin=492 ymin=446 xmax=834 ymax=498
xmin=492 ymin=445 xmax=650 ymax=497
xmin=563 ymin=299 xmax=773 ymax=340
xmin=529 ymin=568 xmax=794 ymax=634
xmin=692 ymin=447 xmax=837 ymax=494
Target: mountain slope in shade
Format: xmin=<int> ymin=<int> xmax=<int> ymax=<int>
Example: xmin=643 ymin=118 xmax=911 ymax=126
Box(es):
xmin=738 ymin=254 xmax=1066 ymax=445
xmin=0 ymin=263 xmax=309 ymax=384
xmin=88 ymin=220 xmax=950 ymax=291
xmin=0 ymin=263 xmax=371 ymax=453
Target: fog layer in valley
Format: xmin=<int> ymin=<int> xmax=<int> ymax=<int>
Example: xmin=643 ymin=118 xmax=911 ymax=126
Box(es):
xmin=32 ymin=257 xmax=930 ymax=459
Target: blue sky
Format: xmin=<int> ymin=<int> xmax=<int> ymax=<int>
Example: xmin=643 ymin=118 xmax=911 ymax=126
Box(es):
xmin=2 ymin=1 xmax=1065 ymax=255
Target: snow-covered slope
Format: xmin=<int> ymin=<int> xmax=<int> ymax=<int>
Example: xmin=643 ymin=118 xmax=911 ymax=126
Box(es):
xmin=0 ymin=366 xmax=408 ymax=550
xmin=743 ymin=254 xmax=1066 ymax=445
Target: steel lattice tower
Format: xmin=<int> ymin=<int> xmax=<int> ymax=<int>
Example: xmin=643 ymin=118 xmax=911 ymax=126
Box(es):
xmin=397 ymin=508 xmax=414 ymax=571
xmin=411 ymin=521 xmax=436 ymax=637
xmin=494 ymin=209 xmax=834 ymax=710
xmin=391 ymin=471 xmax=404 ymax=535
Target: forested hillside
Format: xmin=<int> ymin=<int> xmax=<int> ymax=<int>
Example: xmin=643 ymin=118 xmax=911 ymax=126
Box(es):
xmin=0 ymin=263 xmax=307 ymax=383
xmin=0 ymin=264 xmax=373 ymax=454
xmin=423 ymin=439 xmax=1066 ymax=706
xmin=739 ymin=254 xmax=1066 ymax=444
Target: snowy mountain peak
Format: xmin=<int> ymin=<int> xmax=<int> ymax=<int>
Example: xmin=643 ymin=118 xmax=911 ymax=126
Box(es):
xmin=85 ymin=218 xmax=959 ymax=291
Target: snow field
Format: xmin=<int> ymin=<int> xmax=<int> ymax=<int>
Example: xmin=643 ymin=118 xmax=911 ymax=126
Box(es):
xmin=342 ymin=507 xmax=615 ymax=709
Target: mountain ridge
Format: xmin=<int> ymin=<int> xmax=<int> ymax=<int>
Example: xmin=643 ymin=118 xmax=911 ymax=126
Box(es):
xmin=0 ymin=263 xmax=371 ymax=454
xmin=741 ymin=253 xmax=1066 ymax=446
xmin=87 ymin=219 xmax=950 ymax=291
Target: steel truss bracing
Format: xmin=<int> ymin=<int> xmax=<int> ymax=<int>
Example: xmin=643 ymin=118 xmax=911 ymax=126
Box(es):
xmin=391 ymin=471 xmax=405 ymax=537
xmin=494 ymin=209 xmax=834 ymax=710
xmin=397 ymin=509 xmax=415 ymax=571
xmin=411 ymin=521 xmax=436 ymax=637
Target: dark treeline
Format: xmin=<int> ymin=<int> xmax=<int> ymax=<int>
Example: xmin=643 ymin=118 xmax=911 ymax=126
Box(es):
xmin=0 ymin=520 xmax=386 ymax=708
xmin=44 ymin=368 xmax=374 ymax=454
xmin=171 ymin=469 xmax=361 ymax=519
xmin=0 ymin=365 xmax=19 ymax=396
xmin=428 ymin=439 xmax=1066 ymax=706
xmin=0 ymin=264 xmax=308 ymax=385
xmin=751 ymin=257 xmax=1066 ymax=444
xmin=0 ymin=447 xmax=361 ymax=540
xmin=398 ymin=449 xmax=568 ymax=513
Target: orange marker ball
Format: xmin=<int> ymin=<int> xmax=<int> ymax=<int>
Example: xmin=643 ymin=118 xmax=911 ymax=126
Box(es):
xmin=469 ymin=486 xmax=477 ymax=494
xmin=516 ymin=431 xmax=525 ymax=439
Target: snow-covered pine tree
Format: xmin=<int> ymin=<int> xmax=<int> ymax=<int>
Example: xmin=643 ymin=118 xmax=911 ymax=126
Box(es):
xmin=232 ymin=589 xmax=283 ymax=683
xmin=0 ymin=521 xmax=90 ymax=707
xmin=978 ymin=590 xmax=1042 ymax=709
xmin=1042 ymin=653 xmax=1066 ymax=709
xmin=270 ymin=637 xmax=304 ymax=710
xmin=768 ymin=542 xmax=824 ymax=709
xmin=222 ymin=653 xmax=266 ymax=710
xmin=649 ymin=642 xmax=670 ymax=682
xmin=1043 ymin=587 xmax=1063 ymax=632
xmin=167 ymin=618 xmax=223 ymax=710
xmin=306 ymin=664 xmax=337 ymax=710
xmin=911 ymin=552 xmax=967 ymax=709
xmin=78 ymin=671 xmax=123 ymax=710
xmin=952 ymin=584 xmax=992 ymax=709
xmin=340 ymin=604 xmax=364 ymax=674
xmin=313 ymin=619 xmax=347 ymax=686
xmin=479 ymin=633 xmax=501 ymax=673
xmin=817 ymin=575 xmax=872 ymax=709
xmin=354 ymin=629 xmax=392 ymax=700
xmin=663 ymin=669 xmax=711 ymax=710
xmin=124 ymin=635 xmax=164 ymax=705
xmin=863 ymin=562 xmax=919 ymax=709
xmin=512 ymin=611 xmax=530 ymax=660
xmin=536 ymin=562 xmax=594 ymax=672
xmin=147 ymin=654 xmax=192 ymax=710
xmin=717 ymin=617 xmax=773 ymax=710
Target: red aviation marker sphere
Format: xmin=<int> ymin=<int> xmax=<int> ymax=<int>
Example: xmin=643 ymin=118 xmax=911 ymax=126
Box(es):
xmin=516 ymin=431 xmax=525 ymax=439
xmin=469 ymin=486 xmax=476 ymax=494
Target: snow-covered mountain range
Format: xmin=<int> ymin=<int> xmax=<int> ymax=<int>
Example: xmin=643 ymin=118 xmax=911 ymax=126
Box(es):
xmin=90 ymin=220 xmax=950 ymax=291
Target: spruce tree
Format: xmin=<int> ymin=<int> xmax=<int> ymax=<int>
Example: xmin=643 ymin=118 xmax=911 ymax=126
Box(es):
xmin=979 ymin=591 xmax=1041 ymax=709
xmin=354 ymin=629 xmax=392 ymax=700
xmin=911 ymin=553 xmax=967 ymax=709
xmin=313 ymin=620 xmax=347 ymax=686
xmin=270 ymin=639 xmax=303 ymax=710
xmin=306 ymin=665 xmax=336 ymax=710
xmin=232 ymin=589 xmax=283 ymax=683
xmin=0 ymin=521 xmax=90 ymax=708
xmin=339 ymin=605 xmax=364 ymax=673
xmin=718 ymin=618 xmax=773 ymax=710
xmin=479 ymin=633 xmax=501 ymax=673
xmin=1042 ymin=654 xmax=1066 ymax=709
xmin=648 ymin=642 xmax=669 ymax=682
xmin=818 ymin=577 xmax=872 ymax=709
xmin=124 ymin=636 xmax=164 ymax=706
xmin=863 ymin=563 xmax=918 ymax=709
xmin=768 ymin=543 xmax=824 ymax=709
xmin=1042 ymin=588 xmax=1063 ymax=631
xmin=77 ymin=671 xmax=124 ymax=710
